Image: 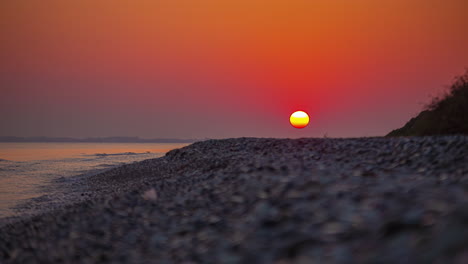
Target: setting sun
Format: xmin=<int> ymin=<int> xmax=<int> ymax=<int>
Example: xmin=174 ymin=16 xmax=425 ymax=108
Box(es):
xmin=290 ymin=111 xmax=309 ymax=129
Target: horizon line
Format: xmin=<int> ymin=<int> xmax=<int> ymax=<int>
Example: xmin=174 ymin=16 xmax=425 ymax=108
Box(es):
xmin=0 ymin=136 xmax=200 ymax=143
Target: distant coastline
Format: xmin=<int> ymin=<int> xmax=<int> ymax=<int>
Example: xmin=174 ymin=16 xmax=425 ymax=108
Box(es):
xmin=0 ymin=136 xmax=197 ymax=143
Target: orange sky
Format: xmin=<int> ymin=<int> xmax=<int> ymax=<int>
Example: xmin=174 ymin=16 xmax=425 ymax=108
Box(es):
xmin=1 ymin=0 xmax=467 ymax=138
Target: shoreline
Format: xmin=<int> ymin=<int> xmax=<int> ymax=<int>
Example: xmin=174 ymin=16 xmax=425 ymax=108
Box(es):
xmin=0 ymin=147 xmax=183 ymax=223
xmin=1 ymin=136 xmax=468 ymax=263
xmin=0 ymin=167 xmax=114 ymax=227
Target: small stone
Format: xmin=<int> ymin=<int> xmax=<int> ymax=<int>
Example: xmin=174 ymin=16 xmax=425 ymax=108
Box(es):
xmin=231 ymin=195 xmax=245 ymax=203
xmin=208 ymin=215 xmax=221 ymax=224
xmin=142 ymin=188 xmax=158 ymax=201
xmin=286 ymin=190 xmax=303 ymax=199
xmin=257 ymin=191 xmax=269 ymax=199
xmin=322 ymin=222 xmax=346 ymax=235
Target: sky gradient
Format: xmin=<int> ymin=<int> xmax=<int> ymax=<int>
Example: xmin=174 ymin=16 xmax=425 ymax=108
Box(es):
xmin=1 ymin=0 xmax=467 ymax=139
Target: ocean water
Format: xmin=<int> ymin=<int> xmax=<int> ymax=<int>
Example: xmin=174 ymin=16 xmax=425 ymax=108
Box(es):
xmin=0 ymin=142 xmax=188 ymax=218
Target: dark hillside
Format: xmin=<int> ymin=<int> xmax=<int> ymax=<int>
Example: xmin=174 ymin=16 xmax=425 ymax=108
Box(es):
xmin=388 ymin=71 xmax=468 ymax=136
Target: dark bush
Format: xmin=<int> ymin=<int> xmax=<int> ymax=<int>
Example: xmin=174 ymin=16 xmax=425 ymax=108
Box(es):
xmin=387 ymin=70 xmax=468 ymax=137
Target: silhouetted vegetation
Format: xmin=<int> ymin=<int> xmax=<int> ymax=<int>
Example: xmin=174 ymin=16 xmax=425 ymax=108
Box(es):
xmin=388 ymin=70 xmax=468 ymax=136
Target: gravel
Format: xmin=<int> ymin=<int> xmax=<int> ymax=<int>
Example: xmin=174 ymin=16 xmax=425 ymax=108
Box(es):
xmin=1 ymin=136 xmax=468 ymax=263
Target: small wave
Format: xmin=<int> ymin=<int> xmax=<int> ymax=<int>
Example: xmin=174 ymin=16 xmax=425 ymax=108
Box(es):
xmin=93 ymin=151 xmax=151 ymax=157
xmin=96 ymin=163 xmax=120 ymax=168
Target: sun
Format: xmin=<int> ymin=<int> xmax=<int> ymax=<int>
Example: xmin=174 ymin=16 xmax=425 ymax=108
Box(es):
xmin=290 ymin=111 xmax=310 ymax=128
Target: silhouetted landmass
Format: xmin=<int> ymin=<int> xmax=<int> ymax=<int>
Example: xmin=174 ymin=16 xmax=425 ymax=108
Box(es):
xmin=0 ymin=136 xmax=196 ymax=143
xmin=388 ymin=71 xmax=468 ymax=137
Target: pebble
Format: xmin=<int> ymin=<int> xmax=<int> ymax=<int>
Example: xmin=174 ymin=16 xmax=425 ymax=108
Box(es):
xmin=142 ymin=188 xmax=158 ymax=201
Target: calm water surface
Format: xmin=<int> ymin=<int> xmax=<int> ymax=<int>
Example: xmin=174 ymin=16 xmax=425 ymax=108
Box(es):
xmin=0 ymin=143 xmax=188 ymax=218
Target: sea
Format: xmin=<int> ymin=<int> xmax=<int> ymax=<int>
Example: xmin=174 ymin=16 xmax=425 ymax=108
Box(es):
xmin=0 ymin=142 xmax=188 ymax=218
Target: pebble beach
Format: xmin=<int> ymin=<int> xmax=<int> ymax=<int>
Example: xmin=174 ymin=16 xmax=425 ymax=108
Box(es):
xmin=1 ymin=136 xmax=468 ymax=263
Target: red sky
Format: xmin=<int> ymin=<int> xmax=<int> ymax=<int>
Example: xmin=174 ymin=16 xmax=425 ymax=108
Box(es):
xmin=1 ymin=0 xmax=467 ymax=138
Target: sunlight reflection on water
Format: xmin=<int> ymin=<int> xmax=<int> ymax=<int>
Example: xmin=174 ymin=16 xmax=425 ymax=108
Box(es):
xmin=0 ymin=143 xmax=188 ymax=218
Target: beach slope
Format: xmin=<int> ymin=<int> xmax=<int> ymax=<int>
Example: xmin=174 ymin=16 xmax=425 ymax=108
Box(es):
xmin=1 ymin=137 xmax=468 ymax=263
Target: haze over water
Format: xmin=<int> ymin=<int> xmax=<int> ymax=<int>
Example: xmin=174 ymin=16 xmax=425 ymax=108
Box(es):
xmin=0 ymin=142 xmax=187 ymax=218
